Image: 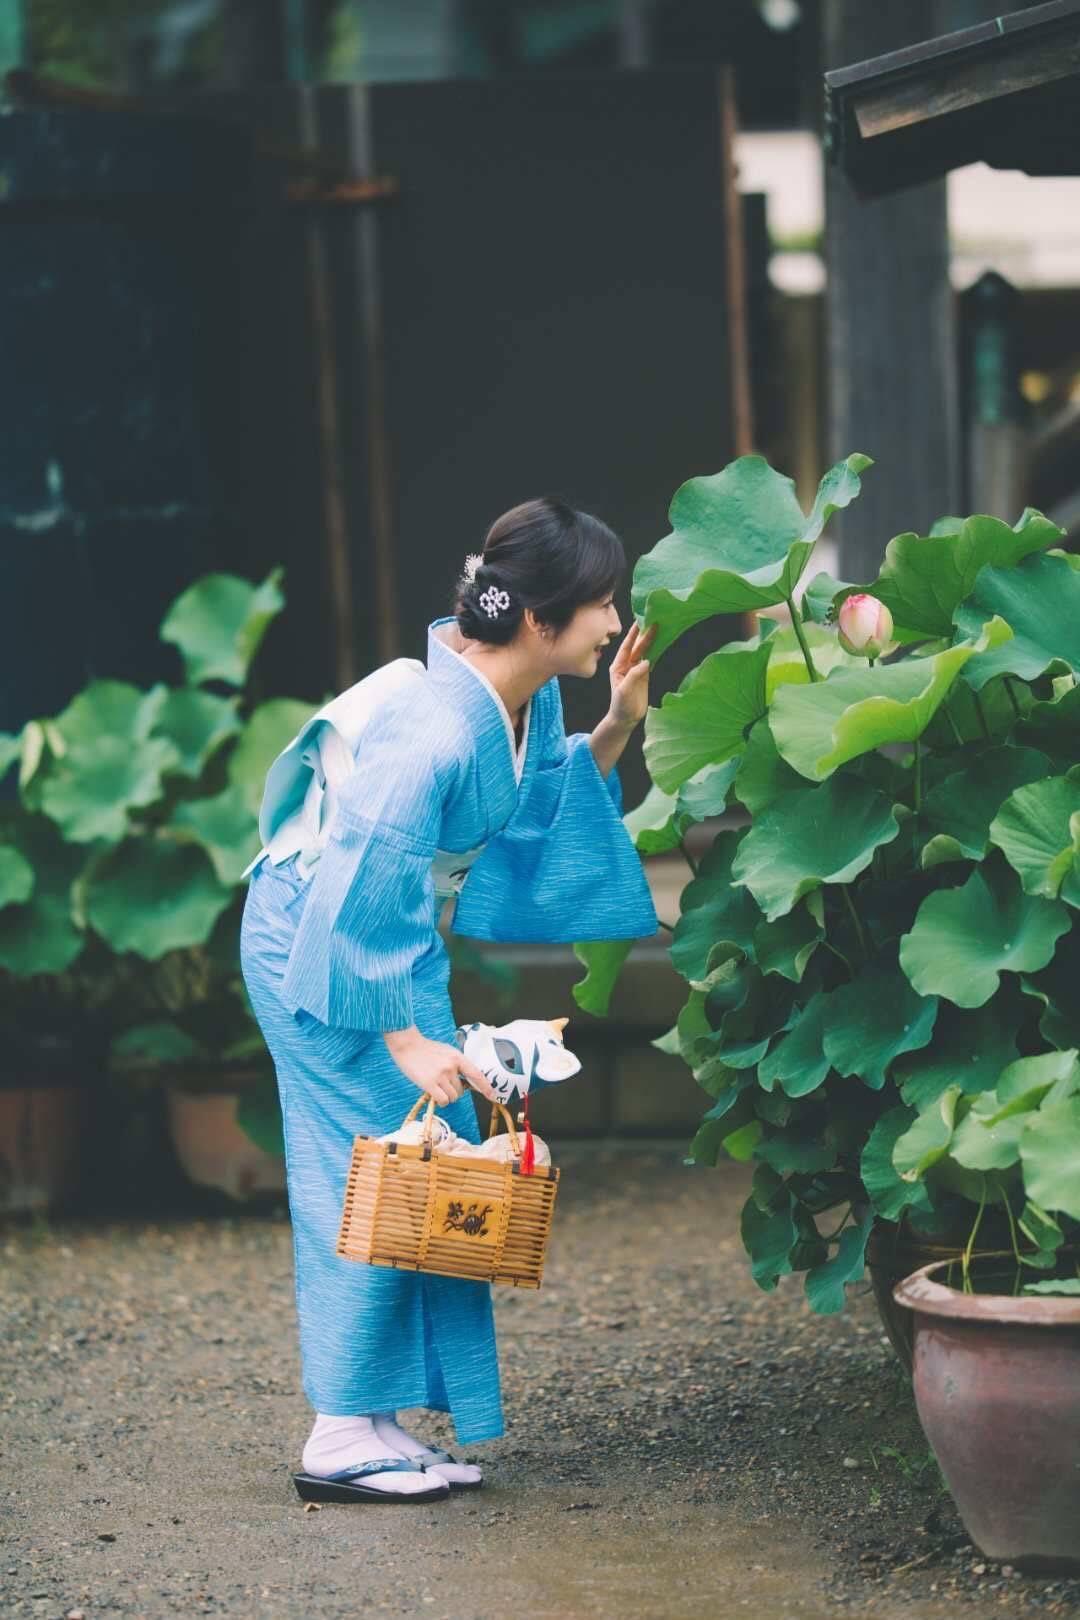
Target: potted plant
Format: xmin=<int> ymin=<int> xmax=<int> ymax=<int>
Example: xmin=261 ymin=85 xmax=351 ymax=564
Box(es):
xmin=0 ymin=569 xmax=316 ymax=1203
xmin=573 ymin=451 xmax=1079 ymax=1332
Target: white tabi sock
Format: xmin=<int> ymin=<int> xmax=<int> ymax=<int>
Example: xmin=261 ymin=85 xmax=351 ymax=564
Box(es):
xmin=372 ymin=1412 xmax=483 ymax=1487
xmin=301 ymin=1413 xmax=436 ymax=1495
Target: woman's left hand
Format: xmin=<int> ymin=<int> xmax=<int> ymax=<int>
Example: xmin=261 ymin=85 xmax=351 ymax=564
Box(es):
xmin=607 ymin=621 xmax=657 ymax=730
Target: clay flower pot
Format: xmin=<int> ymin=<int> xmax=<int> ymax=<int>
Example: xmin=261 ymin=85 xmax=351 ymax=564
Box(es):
xmin=166 ymin=1082 xmax=285 ymax=1203
xmin=894 ymin=1258 xmax=1080 ymax=1574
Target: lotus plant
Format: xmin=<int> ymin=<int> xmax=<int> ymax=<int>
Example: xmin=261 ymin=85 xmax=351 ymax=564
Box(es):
xmin=573 ymin=453 xmax=1080 ymax=1311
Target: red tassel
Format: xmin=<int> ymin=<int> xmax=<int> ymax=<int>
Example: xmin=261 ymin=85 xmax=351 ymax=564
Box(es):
xmin=520 ymin=1092 xmax=536 ymax=1176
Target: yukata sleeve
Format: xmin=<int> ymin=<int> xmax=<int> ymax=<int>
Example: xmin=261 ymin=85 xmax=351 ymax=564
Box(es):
xmin=278 ymin=711 xmax=457 ymax=1032
xmin=452 ymin=679 xmax=658 ymax=945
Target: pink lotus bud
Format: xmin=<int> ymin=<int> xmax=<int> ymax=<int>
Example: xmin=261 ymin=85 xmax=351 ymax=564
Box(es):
xmin=837 ymin=593 xmax=893 ymax=658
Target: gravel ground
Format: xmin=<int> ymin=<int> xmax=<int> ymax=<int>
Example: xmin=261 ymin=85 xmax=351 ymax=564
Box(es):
xmin=4 ymin=1144 xmax=1080 ymax=1620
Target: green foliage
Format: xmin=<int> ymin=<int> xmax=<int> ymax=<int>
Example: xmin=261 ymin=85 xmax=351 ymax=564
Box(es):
xmin=578 ymin=449 xmax=1080 ymax=1311
xmin=0 ymin=568 xmax=315 ymax=1157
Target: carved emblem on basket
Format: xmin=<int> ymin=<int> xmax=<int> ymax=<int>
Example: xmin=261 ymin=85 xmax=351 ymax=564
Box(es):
xmin=443 ymin=1199 xmax=493 ymax=1237
xmin=431 ymin=1188 xmax=502 ymax=1245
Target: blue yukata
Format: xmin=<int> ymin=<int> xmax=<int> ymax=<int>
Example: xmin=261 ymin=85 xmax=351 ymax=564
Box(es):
xmin=240 ymin=616 xmax=657 ymax=1444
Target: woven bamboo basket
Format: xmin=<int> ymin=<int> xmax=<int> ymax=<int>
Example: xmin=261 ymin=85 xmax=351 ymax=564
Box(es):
xmin=336 ymin=1094 xmax=559 ymax=1288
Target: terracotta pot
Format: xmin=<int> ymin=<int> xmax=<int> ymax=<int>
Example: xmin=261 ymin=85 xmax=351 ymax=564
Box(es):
xmin=0 ymin=1081 xmax=87 ymax=1215
xmin=867 ymin=1222 xmax=973 ymax=1371
xmin=165 ymin=1085 xmax=285 ymax=1202
xmin=894 ymin=1258 xmax=1080 ymax=1574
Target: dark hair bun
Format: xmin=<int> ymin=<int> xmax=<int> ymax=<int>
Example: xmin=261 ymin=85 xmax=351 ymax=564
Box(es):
xmin=456 ymin=560 xmax=522 ymax=646
xmin=452 ymin=497 xmax=624 ymax=648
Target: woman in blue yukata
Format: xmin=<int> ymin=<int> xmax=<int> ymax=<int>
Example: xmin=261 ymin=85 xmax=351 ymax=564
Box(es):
xmin=240 ymin=497 xmax=658 ymax=1504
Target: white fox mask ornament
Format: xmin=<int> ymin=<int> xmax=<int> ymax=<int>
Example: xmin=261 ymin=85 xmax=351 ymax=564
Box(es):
xmin=454 ymin=1015 xmax=581 ymax=1106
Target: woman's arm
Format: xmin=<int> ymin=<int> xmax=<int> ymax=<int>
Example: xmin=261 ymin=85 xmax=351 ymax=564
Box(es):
xmin=588 ymin=710 xmax=636 ymax=780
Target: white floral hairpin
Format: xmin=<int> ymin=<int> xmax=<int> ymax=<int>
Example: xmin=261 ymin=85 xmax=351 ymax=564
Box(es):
xmin=462 ymin=552 xmax=484 ymax=583
xmin=479 ymin=585 xmax=511 ymax=619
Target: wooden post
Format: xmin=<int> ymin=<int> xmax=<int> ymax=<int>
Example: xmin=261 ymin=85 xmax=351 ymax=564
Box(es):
xmin=823 ymin=0 xmax=960 ymax=577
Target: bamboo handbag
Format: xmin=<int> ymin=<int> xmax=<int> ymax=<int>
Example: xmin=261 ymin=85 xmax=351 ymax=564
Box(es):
xmin=336 ymin=1095 xmax=560 ymax=1288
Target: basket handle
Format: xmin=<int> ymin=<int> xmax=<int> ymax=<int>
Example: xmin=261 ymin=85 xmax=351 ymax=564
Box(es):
xmin=398 ymin=1091 xmax=521 ymax=1152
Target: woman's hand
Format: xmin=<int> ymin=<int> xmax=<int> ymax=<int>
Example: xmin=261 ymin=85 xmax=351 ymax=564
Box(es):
xmin=607 ymin=621 xmax=657 ymax=731
xmin=383 ymin=1027 xmax=497 ymax=1108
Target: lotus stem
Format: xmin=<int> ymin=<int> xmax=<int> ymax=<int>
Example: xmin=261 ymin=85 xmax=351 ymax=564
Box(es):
xmin=786 ymin=597 xmax=821 ymax=683
xmin=973 ymin=692 xmax=992 ymax=741
xmin=913 ymin=737 xmax=922 ymax=814
xmin=839 ymin=886 xmax=868 ymax=960
xmin=962 ymin=1177 xmax=988 ymax=1294
xmin=679 ymin=838 xmax=699 ymax=879
xmin=943 ymin=704 xmax=964 ymax=747
xmin=1003 ymin=677 xmax=1023 ymax=722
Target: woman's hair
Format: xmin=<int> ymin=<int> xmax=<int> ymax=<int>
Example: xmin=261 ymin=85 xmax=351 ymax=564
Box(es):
xmin=453 ymin=496 xmax=625 ymax=647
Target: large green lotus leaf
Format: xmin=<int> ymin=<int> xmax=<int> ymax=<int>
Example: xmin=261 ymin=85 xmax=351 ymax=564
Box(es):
xmin=151 ymin=688 xmax=241 ymax=778
xmin=85 ymin=839 xmax=233 ymax=959
xmin=765 ymin=623 xmax=860 ymax=699
xmin=643 ymin=640 xmax=772 ymax=793
xmin=53 ymin=679 xmax=167 ymax=746
xmin=804 ymin=1209 xmax=874 ymax=1315
xmin=624 ymin=758 xmax=740 ymax=856
xmin=39 ymin=735 xmax=179 ymax=844
xmin=731 ymin=775 xmax=900 ymax=921
xmin=0 ymin=847 xmax=33 ymax=908
xmin=1018 ymin=681 xmax=1080 ymax=766
xmin=899 ymin=864 xmax=1070 ymax=1008
xmin=861 ymin=1107 xmax=933 ymax=1220
xmin=631 ymin=454 xmax=872 ymax=662
xmin=755 ymin=1129 xmax=836 ymax=1176
xmin=861 ymin=510 xmax=1058 ymax=641
xmin=801 ymin=570 xmax=853 ymax=628
xmin=228 ymin=699 xmax=317 ymax=816
xmin=571 ymin=939 xmax=635 ymax=1016
xmin=161 ymin=568 xmax=285 ymax=688
xmin=111 ymin=1021 xmax=210 ymax=1069
xmin=990 ymin=776 xmax=1080 ymax=905
xmin=950 ymin=1093 xmax=1024 ymax=1172
xmin=733 ymin=719 xmax=804 ymax=816
xmin=623 ymin=783 xmax=686 ymax=856
xmin=170 ymin=784 xmax=260 ymax=885
xmin=740 ymin=1186 xmax=797 ymax=1290
xmin=1022 ymin=921 xmax=1080 ymax=1046
xmin=678 ymin=758 xmax=742 ymax=822
xmin=956 ymin=553 xmax=1080 ymax=690
xmin=893 ymin=1084 xmax=962 ymax=1180
xmin=770 ymin=618 xmax=1013 ymax=781
xmin=670 ymin=832 xmax=760 ymax=982
xmin=921 ymin=745 xmax=1053 ymax=870
xmin=993 ymin=1049 xmax=1079 ymax=1113
xmin=0 ymin=816 xmax=85 ymax=974
xmin=752 ymin=894 xmax=823 ymax=982
xmin=757 ymin=991 xmax=831 ymax=1097
xmin=1020 ymin=1097 xmax=1080 ymax=1220
xmin=895 ymin=995 xmax=1021 ymax=1110
xmin=822 ymin=964 xmax=938 ymax=1091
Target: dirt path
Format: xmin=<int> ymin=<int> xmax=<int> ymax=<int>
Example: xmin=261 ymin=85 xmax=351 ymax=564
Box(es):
xmin=4 ymin=1147 xmax=1079 ymax=1620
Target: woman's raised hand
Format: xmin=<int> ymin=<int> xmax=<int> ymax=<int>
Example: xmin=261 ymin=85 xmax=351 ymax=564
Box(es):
xmin=383 ymin=1027 xmax=497 ymax=1107
xmin=607 ymin=621 xmax=657 ymax=730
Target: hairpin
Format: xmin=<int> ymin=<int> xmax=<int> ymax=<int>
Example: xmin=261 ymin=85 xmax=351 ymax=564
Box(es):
xmin=479 ymin=586 xmax=511 ymax=619
xmin=462 ymin=552 xmax=484 ymax=583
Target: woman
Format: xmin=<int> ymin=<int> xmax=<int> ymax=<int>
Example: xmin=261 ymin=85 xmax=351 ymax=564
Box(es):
xmin=240 ymin=496 xmax=658 ymax=1504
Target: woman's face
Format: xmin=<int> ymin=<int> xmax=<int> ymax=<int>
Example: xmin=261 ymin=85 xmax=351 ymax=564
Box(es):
xmin=547 ymin=591 xmax=622 ymax=677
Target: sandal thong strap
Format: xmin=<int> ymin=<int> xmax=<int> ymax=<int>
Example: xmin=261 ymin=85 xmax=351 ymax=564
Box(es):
xmin=417 ymin=1448 xmax=456 ymax=1467
xmin=326 ymin=1458 xmax=423 ymax=1483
